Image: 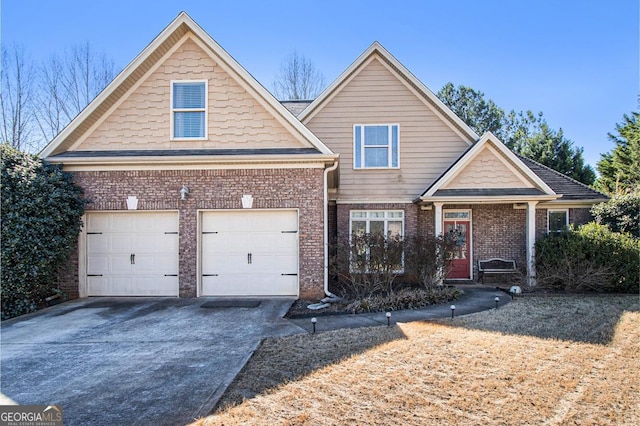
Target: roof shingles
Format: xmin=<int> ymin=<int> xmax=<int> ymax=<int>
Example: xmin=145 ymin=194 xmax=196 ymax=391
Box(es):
xmin=517 ymin=155 xmax=608 ymax=201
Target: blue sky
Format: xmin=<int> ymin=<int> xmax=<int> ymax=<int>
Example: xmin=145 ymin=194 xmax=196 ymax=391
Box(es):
xmin=2 ymin=0 xmax=637 ymax=168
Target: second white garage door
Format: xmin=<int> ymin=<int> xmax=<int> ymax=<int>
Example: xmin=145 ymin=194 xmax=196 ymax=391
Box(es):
xmin=201 ymin=210 xmax=299 ymax=296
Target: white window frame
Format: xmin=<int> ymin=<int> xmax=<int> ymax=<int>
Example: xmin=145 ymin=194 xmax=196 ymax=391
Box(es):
xmin=349 ymin=210 xmax=405 ymax=273
xmin=349 ymin=210 xmax=405 ymax=237
xmin=170 ymin=80 xmax=208 ymax=140
xmin=353 ymin=124 xmax=400 ymax=169
xmin=547 ymin=209 xmax=569 ymax=233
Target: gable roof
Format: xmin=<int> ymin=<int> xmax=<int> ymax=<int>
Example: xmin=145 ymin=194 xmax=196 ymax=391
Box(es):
xmin=41 ymin=12 xmax=335 ymax=160
xmin=298 ymin=42 xmax=479 ymax=144
xmin=418 ymin=132 xmax=558 ymax=202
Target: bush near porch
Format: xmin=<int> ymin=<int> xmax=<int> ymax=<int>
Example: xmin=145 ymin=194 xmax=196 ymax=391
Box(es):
xmin=535 ymin=222 xmax=640 ymax=293
xmin=1 ymin=145 xmax=86 ymax=320
xmin=328 ymin=233 xmax=461 ymax=312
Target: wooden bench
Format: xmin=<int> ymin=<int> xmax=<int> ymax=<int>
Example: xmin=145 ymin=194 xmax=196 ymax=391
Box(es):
xmin=477 ymin=258 xmax=517 ymax=284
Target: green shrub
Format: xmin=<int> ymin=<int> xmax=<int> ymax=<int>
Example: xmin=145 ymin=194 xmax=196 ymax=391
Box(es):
xmin=535 ymin=223 xmax=640 ymax=293
xmin=1 ymin=144 xmax=86 ymax=319
xmin=591 ymin=193 xmax=640 ymax=239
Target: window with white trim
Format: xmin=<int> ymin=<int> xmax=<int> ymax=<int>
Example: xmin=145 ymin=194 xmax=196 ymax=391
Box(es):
xmin=171 ymin=80 xmax=207 ymax=139
xmin=548 ymin=209 xmax=568 ymax=233
xmin=354 ymin=124 xmax=399 ymax=169
xmin=350 ymin=210 xmax=404 ymax=273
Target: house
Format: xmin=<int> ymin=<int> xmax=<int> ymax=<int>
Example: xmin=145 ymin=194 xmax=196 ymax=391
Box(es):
xmin=42 ymin=12 xmax=607 ymax=300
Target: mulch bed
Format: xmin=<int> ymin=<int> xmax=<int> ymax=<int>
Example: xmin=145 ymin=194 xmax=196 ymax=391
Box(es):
xmin=285 ymin=299 xmax=352 ymax=318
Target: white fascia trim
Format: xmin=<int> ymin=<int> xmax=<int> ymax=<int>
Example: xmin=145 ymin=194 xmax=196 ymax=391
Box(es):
xmin=53 ymin=155 xmax=338 ymax=171
xmin=420 ymin=195 xmax=560 ymax=204
xmin=537 ymin=199 xmax=606 ymax=208
xmin=299 ymin=42 xmax=479 ymax=144
xmin=335 ymin=199 xmax=414 ymax=205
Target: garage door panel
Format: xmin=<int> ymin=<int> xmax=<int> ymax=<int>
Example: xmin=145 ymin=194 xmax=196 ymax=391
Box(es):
xmin=87 ymin=255 xmax=111 ymax=275
xmin=202 ymin=254 xmax=247 ymax=275
xmin=87 ymin=234 xmax=109 ymax=252
xmin=87 ymin=253 xmax=133 ymax=275
xmin=200 ymin=210 xmax=299 ymax=297
xmin=87 ymin=214 xmax=109 ymax=233
xmin=86 ymin=212 xmax=179 ymax=296
xmin=111 ymin=214 xmax=138 ymax=232
xmin=88 ymin=276 xmax=131 ymax=296
xmin=202 ymin=275 xmax=297 ymax=297
xmin=111 ymin=234 xmax=134 ymax=252
xmin=250 ymin=256 xmax=297 ymax=274
xmin=134 ymin=254 xmax=177 ymax=275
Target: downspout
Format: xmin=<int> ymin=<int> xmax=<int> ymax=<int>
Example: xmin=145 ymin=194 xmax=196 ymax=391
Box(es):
xmin=323 ymin=160 xmax=339 ymax=297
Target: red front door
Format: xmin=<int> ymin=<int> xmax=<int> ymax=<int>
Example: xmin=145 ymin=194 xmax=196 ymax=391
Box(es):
xmin=444 ymin=220 xmax=470 ymax=279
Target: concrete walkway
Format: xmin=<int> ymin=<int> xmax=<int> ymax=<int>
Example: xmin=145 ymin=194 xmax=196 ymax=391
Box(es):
xmin=289 ymin=286 xmax=510 ymax=333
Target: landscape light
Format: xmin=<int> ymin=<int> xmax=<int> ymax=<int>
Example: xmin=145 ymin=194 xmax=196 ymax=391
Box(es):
xmin=386 ymin=312 xmax=391 ymax=327
xmin=450 ymin=305 xmax=456 ymax=318
xmin=495 ymin=296 xmax=500 ymax=309
xmin=311 ymin=317 xmax=317 ymax=334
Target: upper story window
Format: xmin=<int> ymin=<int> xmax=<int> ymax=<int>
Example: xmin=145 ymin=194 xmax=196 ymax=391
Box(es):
xmin=548 ymin=209 xmax=568 ymax=233
xmin=171 ymin=80 xmax=207 ymax=139
xmin=353 ymin=124 xmax=399 ymax=169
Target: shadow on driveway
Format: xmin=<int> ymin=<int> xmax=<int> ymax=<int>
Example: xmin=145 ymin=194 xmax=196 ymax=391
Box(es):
xmin=1 ymin=297 xmax=303 ymax=425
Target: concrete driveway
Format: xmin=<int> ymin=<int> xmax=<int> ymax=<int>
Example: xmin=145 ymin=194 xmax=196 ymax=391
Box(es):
xmin=1 ymin=297 xmax=304 ymax=425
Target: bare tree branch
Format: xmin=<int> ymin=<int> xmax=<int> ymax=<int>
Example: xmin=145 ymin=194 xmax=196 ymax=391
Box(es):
xmin=1 ymin=45 xmax=35 ymax=150
xmin=33 ymin=43 xmax=116 ymax=150
xmin=272 ymin=51 xmax=325 ymax=101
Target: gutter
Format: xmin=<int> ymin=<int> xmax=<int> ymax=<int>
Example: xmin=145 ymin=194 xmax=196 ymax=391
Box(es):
xmin=323 ymin=159 xmax=339 ymax=298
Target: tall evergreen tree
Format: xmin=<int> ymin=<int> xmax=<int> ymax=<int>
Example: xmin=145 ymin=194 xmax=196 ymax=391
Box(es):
xmin=437 ymin=83 xmax=505 ymax=139
xmin=596 ymin=112 xmax=640 ymax=194
xmin=507 ymin=113 xmax=596 ymax=185
xmin=436 ymin=82 xmax=596 ymax=185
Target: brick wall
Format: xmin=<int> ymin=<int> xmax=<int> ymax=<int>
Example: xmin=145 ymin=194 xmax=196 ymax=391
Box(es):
xmin=67 ymin=167 xmax=325 ymax=299
xmin=472 ymin=204 xmax=527 ymax=277
xmin=570 ymin=208 xmax=593 ymax=226
xmin=535 ymin=207 xmax=594 ymax=239
xmin=322 ymin=202 xmax=595 ymax=287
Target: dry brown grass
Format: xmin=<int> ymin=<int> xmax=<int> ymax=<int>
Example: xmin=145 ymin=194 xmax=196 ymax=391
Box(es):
xmin=192 ymin=295 xmax=639 ymax=426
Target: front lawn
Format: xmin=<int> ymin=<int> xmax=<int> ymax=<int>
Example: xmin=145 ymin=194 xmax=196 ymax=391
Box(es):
xmin=194 ymin=295 xmax=639 ymax=425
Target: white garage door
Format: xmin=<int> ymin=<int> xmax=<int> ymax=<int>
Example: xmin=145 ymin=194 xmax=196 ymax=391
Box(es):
xmin=201 ymin=210 xmax=298 ymax=296
xmin=86 ymin=212 xmax=179 ymax=296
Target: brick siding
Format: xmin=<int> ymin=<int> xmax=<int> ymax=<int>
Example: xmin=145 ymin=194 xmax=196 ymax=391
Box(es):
xmin=64 ymin=168 xmax=325 ymax=299
xmin=331 ymin=203 xmax=532 ymax=282
xmin=471 ymin=204 xmax=527 ymax=278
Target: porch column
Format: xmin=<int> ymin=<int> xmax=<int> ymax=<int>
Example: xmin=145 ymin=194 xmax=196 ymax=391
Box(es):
xmin=526 ymin=201 xmax=538 ymax=286
xmin=434 ymin=202 xmax=444 ymax=236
